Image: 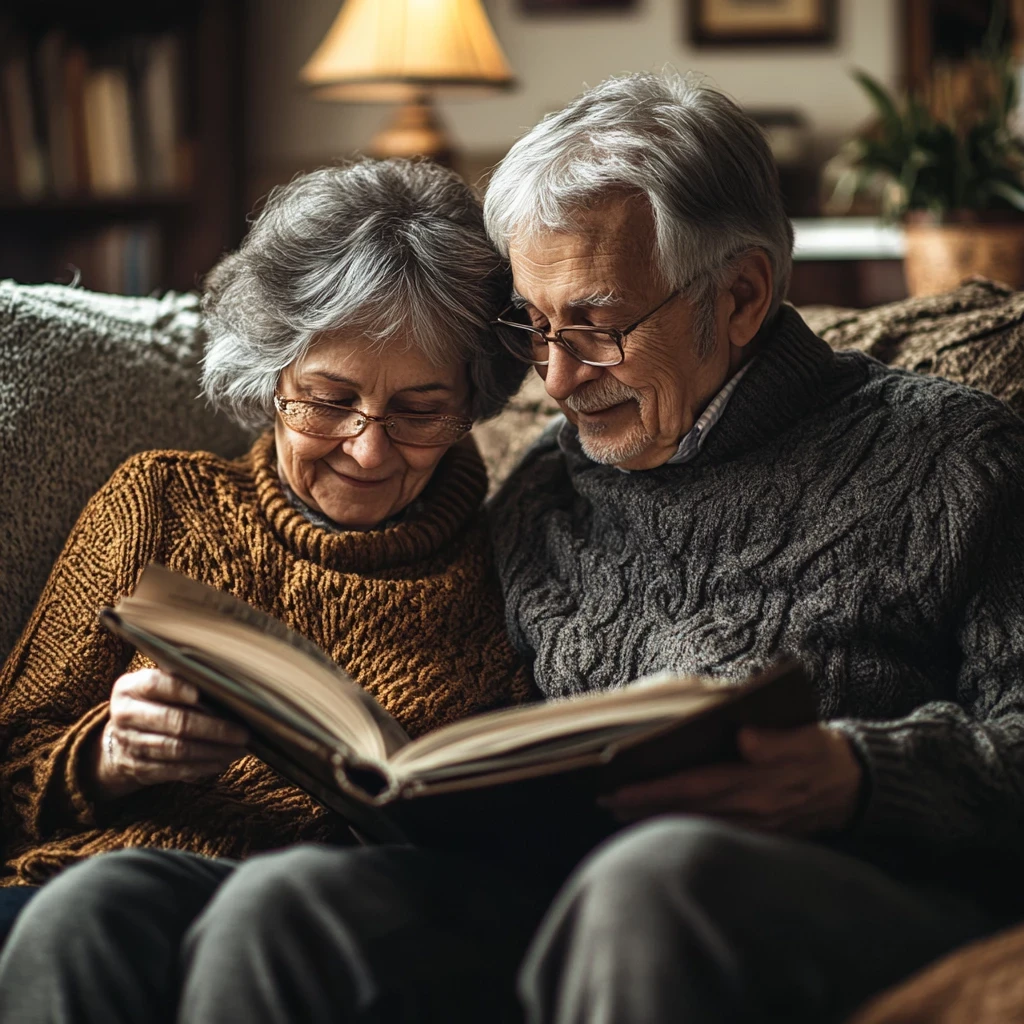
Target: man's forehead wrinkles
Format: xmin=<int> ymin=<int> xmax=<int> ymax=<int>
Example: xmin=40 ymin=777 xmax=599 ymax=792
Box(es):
xmin=509 ymin=249 xmax=607 ymax=270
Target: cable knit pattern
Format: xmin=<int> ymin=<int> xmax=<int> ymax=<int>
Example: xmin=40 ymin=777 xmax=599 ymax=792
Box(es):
xmin=0 ymin=433 xmax=533 ymax=884
xmin=490 ymin=306 xmax=1024 ymax=887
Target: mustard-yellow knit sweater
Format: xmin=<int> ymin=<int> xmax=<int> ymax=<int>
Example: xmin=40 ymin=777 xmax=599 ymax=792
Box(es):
xmin=0 ymin=433 xmax=535 ymax=884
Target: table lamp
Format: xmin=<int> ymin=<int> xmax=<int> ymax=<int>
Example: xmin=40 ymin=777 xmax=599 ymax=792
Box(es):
xmin=300 ymin=0 xmax=515 ymax=166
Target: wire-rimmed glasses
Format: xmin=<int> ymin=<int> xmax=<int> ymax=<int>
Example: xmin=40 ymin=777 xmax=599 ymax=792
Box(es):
xmin=492 ymin=290 xmax=679 ymax=367
xmin=274 ymin=394 xmax=473 ymax=448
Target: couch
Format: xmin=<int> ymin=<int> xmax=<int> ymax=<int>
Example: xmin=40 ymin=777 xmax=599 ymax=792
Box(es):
xmin=3 ymin=276 xmax=1024 ymax=1021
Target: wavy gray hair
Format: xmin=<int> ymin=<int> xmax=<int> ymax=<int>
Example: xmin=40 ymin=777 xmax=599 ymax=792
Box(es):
xmin=202 ymin=159 xmax=527 ymax=429
xmin=484 ymin=72 xmax=794 ymax=354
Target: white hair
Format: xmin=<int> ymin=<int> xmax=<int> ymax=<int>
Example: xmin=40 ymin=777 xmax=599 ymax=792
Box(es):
xmin=202 ymin=159 xmax=526 ymax=429
xmin=484 ymin=72 xmax=794 ymax=353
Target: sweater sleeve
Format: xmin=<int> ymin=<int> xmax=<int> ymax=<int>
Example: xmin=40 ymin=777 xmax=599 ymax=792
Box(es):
xmin=833 ymin=422 xmax=1024 ymax=854
xmin=0 ymin=456 xmax=166 ymax=845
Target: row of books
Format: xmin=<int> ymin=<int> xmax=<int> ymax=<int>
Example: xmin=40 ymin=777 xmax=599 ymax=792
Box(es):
xmin=57 ymin=224 xmax=163 ymax=296
xmin=0 ymin=32 xmax=191 ymax=201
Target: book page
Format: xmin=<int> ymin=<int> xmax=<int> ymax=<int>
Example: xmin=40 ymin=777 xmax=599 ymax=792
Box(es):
xmin=389 ymin=673 xmax=726 ymax=777
xmin=118 ymin=565 xmax=410 ymax=760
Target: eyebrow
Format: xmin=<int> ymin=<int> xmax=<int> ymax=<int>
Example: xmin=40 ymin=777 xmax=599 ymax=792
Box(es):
xmin=302 ymin=370 xmax=454 ymax=394
xmin=510 ymin=289 xmax=625 ymax=311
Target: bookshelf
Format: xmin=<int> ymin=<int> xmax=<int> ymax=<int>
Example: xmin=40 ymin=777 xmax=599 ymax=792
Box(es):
xmin=0 ymin=0 xmax=245 ymax=295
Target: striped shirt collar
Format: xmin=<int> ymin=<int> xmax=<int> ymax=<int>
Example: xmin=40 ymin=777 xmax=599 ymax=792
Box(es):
xmin=558 ymin=358 xmax=754 ymax=470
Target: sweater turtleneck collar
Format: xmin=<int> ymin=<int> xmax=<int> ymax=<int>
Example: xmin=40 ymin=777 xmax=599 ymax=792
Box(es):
xmin=246 ymin=432 xmax=487 ymax=573
xmin=698 ymin=305 xmax=869 ymax=465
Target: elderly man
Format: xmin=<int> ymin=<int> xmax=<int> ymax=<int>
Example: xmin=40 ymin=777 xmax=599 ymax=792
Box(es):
xmin=482 ymin=72 xmax=1024 ymax=1023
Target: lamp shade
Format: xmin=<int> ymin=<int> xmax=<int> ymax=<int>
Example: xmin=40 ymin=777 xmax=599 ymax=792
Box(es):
xmin=300 ymin=0 xmax=515 ymax=100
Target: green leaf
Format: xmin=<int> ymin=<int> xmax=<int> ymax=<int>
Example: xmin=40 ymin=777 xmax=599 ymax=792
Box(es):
xmin=851 ymin=69 xmax=904 ymax=139
xmin=989 ymin=179 xmax=1024 ymax=210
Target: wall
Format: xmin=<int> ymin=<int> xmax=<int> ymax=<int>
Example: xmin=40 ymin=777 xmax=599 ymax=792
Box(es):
xmin=246 ymin=0 xmax=899 ymax=197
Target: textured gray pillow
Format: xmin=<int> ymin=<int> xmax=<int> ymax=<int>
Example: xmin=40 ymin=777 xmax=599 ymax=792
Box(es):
xmin=0 ymin=282 xmax=252 ymax=665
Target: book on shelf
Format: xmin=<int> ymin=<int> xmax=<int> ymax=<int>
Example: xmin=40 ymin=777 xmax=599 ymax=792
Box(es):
xmin=83 ymin=66 xmax=137 ymax=195
xmin=57 ymin=223 xmax=160 ymax=295
xmin=1 ymin=54 xmax=47 ymax=198
xmin=37 ymin=32 xmax=77 ymax=196
xmin=100 ymin=565 xmax=818 ymax=854
xmin=0 ymin=30 xmax=188 ymax=201
xmin=137 ymin=35 xmax=184 ymax=193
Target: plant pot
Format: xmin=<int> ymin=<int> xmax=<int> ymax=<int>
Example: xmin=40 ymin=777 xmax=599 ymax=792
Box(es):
xmin=903 ymin=213 xmax=1024 ymax=296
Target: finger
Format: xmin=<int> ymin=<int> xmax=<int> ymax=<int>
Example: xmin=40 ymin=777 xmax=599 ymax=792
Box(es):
xmin=604 ymin=765 xmax=755 ymax=809
xmin=115 ymin=729 xmax=247 ymax=766
xmin=127 ymin=759 xmax=238 ymax=786
xmin=112 ymin=699 xmax=249 ymax=747
xmin=738 ymin=725 xmax=824 ymax=764
xmin=114 ymin=669 xmax=200 ymax=707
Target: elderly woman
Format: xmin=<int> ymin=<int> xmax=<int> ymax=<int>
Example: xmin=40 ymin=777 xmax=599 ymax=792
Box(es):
xmin=0 ymin=160 xmax=537 ymax=977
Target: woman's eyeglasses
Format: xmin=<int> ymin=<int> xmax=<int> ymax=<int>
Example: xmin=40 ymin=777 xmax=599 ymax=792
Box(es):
xmin=492 ymin=291 xmax=679 ymax=367
xmin=274 ymin=395 xmax=472 ymax=448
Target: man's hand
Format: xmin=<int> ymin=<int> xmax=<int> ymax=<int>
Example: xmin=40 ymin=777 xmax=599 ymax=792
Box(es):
xmin=601 ymin=725 xmax=864 ymax=836
xmin=90 ymin=669 xmax=250 ymax=802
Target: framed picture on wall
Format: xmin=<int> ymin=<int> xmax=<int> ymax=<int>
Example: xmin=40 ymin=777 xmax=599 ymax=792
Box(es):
xmin=689 ymin=0 xmax=837 ymax=46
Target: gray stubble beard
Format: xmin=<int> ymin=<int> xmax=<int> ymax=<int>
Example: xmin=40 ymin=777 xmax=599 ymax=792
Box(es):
xmin=565 ymin=379 xmax=654 ymax=465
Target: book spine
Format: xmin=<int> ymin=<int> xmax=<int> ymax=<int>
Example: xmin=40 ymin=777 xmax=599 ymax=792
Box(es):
xmin=2 ymin=55 xmax=46 ymax=199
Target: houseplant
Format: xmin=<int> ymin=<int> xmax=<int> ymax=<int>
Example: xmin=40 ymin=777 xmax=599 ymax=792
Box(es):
xmin=833 ymin=18 xmax=1024 ymax=295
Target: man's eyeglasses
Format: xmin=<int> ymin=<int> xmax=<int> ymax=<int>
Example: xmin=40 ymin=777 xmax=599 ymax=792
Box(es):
xmin=492 ymin=290 xmax=679 ymax=367
xmin=274 ymin=394 xmax=473 ymax=448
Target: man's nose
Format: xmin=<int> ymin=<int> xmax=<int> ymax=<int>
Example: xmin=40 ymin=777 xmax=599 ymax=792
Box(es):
xmin=540 ymin=344 xmax=603 ymax=402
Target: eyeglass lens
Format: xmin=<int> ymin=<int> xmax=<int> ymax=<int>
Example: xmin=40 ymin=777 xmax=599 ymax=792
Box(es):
xmin=279 ymin=402 xmax=464 ymax=445
xmin=499 ymin=311 xmax=622 ymax=366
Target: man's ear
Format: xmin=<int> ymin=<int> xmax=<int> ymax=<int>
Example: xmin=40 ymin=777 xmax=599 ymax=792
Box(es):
xmin=725 ymin=250 xmax=773 ymax=349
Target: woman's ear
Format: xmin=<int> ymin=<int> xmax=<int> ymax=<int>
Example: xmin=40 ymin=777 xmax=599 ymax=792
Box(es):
xmin=725 ymin=250 xmax=773 ymax=349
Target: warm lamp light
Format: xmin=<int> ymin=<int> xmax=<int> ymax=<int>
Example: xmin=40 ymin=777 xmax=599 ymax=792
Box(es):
xmin=300 ymin=0 xmax=515 ymax=166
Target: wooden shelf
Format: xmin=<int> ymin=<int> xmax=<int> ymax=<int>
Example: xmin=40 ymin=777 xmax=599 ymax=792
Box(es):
xmin=0 ymin=194 xmax=193 ymax=218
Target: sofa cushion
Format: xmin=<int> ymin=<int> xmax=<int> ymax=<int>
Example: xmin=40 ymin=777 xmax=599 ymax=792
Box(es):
xmin=474 ymin=372 xmax=560 ymax=493
xmin=0 ymin=282 xmax=251 ymax=666
xmin=802 ymin=277 xmax=1024 ymax=419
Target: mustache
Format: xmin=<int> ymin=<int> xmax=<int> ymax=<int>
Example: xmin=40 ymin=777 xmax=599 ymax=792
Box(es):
xmin=564 ymin=378 xmax=645 ymax=414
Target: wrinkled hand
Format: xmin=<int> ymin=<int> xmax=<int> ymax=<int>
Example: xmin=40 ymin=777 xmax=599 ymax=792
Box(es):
xmin=91 ymin=669 xmax=249 ymax=801
xmin=602 ymin=725 xmax=864 ymax=836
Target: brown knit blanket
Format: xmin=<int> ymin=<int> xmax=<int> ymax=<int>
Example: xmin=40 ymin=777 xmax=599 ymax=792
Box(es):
xmin=850 ymin=925 xmax=1024 ymax=1024
xmin=802 ymin=277 xmax=1024 ymax=420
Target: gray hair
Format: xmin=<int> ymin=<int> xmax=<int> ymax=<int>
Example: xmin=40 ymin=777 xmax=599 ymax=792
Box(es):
xmin=484 ymin=72 xmax=794 ymax=352
xmin=202 ymin=159 xmax=527 ymax=429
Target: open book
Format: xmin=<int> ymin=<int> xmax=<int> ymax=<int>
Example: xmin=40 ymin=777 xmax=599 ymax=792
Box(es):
xmin=100 ymin=565 xmax=817 ymax=850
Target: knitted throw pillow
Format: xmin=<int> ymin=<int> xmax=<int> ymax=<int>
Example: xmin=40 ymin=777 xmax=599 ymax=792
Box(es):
xmin=0 ymin=282 xmax=251 ymax=666
xmin=802 ymin=277 xmax=1024 ymax=419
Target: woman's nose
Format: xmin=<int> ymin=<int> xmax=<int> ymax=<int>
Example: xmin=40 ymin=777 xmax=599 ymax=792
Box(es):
xmin=342 ymin=421 xmax=391 ymax=468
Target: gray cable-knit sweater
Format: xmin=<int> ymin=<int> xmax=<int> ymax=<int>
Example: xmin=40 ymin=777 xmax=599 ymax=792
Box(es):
xmin=490 ymin=306 xmax=1024 ymax=900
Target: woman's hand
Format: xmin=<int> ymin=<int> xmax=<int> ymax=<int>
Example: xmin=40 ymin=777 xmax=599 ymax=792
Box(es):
xmin=601 ymin=725 xmax=864 ymax=836
xmin=90 ymin=669 xmax=249 ymax=801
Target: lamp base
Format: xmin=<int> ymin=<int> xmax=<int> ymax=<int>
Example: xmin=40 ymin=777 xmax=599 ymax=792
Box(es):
xmin=368 ymin=94 xmax=455 ymax=167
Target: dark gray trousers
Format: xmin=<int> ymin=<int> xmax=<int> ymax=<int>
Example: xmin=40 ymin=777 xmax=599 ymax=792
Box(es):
xmin=0 ymin=819 xmax=998 ymax=1024
xmin=0 ymin=844 xmax=556 ymax=1024
xmin=519 ymin=817 xmax=996 ymax=1024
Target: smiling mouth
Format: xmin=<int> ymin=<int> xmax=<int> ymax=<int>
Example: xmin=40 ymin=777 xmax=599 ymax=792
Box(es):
xmin=336 ymin=472 xmax=389 ymax=487
xmin=575 ymin=400 xmax=631 ymax=418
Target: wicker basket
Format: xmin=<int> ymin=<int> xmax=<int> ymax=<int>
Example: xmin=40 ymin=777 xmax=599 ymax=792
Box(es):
xmin=903 ymin=215 xmax=1024 ymax=296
